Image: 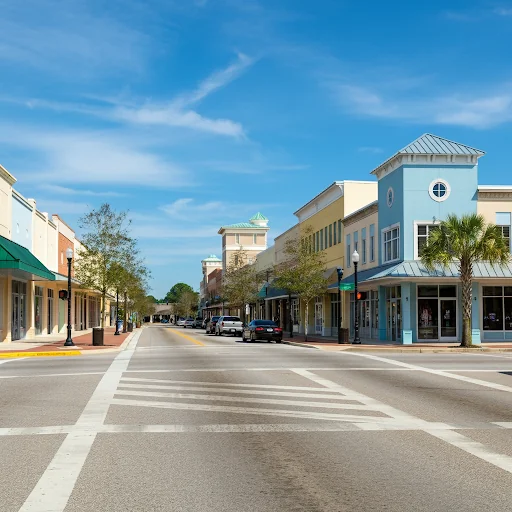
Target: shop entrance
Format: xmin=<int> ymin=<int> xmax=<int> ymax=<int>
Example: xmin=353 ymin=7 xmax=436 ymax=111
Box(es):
xmin=385 ymin=286 xmax=401 ymax=342
xmin=11 ymin=280 xmax=27 ymax=341
xmin=418 ymin=285 xmax=457 ymax=341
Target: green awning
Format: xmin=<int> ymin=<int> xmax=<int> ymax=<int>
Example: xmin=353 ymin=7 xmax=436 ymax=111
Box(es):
xmin=0 ymin=235 xmax=55 ymax=281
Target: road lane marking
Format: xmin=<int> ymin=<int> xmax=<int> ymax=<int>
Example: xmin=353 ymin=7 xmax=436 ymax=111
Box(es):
xmin=168 ymin=329 xmax=205 ymax=346
xmin=339 ymin=352 xmax=512 ymax=393
xmin=295 ymin=369 xmax=512 ymax=475
xmin=114 ymin=389 xmax=379 ymax=411
xmin=120 ymin=376 xmax=345 ymax=392
xmin=118 ymin=382 xmax=359 ymax=400
xmin=18 ymin=329 xmax=141 ymax=512
xmin=0 ymin=357 xmax=28 ymax=364
xmin=426 ymin=429 xmax=512 ymax=474
xmin=1 ymin=421 xmax=491 ymax=436
xmin=0 ymin=351 xmax=80 ymax=358
xmin=110 ymin=397 xmax=410 ymax=423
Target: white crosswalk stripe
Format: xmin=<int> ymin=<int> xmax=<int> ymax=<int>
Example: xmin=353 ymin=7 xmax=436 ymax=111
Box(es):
xmin=112 ymin=373 xmax=421 ymax=428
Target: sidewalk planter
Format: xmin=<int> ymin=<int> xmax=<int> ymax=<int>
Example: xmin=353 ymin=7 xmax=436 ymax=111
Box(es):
xmin=136 ymin=322 xmax=141 ymax=328
xmin=92 ymin=327 xmax=104 ymax=346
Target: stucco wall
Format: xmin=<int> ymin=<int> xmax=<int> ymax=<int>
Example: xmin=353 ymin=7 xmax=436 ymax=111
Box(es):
xmin=343 ymin=210 xmax=379 ymax=277
xmin=477 ymin=199 xmax=512 ymax=224
xmin=342 ymin=181 xmax=378 ymax=217
xmin=12 ymin=193 xmax=32 ymax=249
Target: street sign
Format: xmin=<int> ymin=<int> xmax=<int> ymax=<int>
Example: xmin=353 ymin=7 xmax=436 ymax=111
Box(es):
xmin=339 ymin=283 xmax=354 ymax=291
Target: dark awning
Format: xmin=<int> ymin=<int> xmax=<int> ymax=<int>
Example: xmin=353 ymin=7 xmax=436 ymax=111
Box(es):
xmin=0 ymin=235 xmax=55 ymax=281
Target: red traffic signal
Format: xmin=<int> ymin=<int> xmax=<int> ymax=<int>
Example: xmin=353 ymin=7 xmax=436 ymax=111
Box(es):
xmin=58 ymin=290 xmax=68 ymax=300
xmin=356 ymin=291 xmax=367 ymax=301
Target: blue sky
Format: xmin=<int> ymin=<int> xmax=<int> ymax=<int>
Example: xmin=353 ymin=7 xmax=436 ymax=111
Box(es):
xmin=1 ymin=0 xmax=512 ymax=298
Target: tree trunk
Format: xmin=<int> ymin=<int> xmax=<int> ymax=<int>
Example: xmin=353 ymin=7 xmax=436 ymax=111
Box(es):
xmin=304 ymin=301 xmax=309 ymax=342
xmin=460 ymin=261 xmax=473 ymax=347
xmin=101 ymin=288 xmax=106 ymax=328
xmin=123 ymin=292 xmax=128 ymax=333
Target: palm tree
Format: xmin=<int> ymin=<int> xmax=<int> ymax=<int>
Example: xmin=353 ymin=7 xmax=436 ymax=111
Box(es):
xmin=421 ymin=213 xmax=510 ymax=347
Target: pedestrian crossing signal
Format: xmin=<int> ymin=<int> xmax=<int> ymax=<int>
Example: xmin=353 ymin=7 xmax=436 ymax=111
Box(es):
xmin=356 ymin=292 xmax=367 ymax=300
xmin=59 ymin=290 xmax=68 ymax=300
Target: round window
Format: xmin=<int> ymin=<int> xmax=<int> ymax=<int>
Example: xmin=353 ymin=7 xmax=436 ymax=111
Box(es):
xmin=429 ymin=179 xmax=450 ymax=202
xmin=387 ymin=187 xmax=394 ymax=207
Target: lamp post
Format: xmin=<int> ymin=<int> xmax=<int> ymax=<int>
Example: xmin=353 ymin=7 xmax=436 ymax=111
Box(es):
xmin=64 ymin=247 xmax=75 ymax=346
xmin=288 ymin=293 xmax=293 ymax=339
xmin=336 ymin=266 xmax=345 ymax=344
xmin=352 ymin=250 xmax=361 ymax=344
xmin=114 ymin=288 xmax=120 ymax=335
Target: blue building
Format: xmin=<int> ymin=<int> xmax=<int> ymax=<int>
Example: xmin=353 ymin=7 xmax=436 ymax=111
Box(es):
xmin=340 ymin=134 xmax=512 ymax=344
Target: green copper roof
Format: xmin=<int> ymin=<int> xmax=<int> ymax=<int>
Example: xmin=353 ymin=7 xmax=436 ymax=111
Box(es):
xmin=203 ymin=254 xmax=221 ymax=262
xmin=222 ymin=222 xmax=262 ymax=229
xmin=250 ymin=212 xmax=268 ymax=221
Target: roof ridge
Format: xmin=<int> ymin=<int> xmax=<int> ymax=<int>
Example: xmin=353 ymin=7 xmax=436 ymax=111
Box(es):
xmin=398 ymin=133 xmax=485 ymax=155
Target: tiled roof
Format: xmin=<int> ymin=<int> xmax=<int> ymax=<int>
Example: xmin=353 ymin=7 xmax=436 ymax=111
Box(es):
xmin=398 ymin=134 xmax=485 ymax=156
xmin=222 ymin=222 xmax=262 ymax=229
xmin=203 ymin=254 xmax=221 ymax=262
xmin=250 ymin=212 xmax=268 ymax=221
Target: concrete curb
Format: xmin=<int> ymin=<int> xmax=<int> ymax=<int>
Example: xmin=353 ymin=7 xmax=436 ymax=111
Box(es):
xmin=283 ymin=342 xmax=512 ymax=353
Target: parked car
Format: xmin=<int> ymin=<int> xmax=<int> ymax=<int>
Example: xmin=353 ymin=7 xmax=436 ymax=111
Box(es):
xmin=184 ymin=318 xmax=195 ymax=328
xmin=242 ymin=320 xmax=283 ymax=342
xmin=177 ymin=318 xmax=186 ymax=326
xmin=192 ymin=317 xmax=202 ymax=328
xmin=215 ymin=315 xmax=243 ymax=336
xmin=206 ymin=316 xmax=220 ymax=334
xmin=161 ymin=318 xmax=169 ymax=324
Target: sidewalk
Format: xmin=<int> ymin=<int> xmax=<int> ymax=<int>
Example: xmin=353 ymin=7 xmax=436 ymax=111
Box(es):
xmin=282 ymin=334 xmax=512 ymax=352
xmin=0 ymin=328 xmax=134 ymax=357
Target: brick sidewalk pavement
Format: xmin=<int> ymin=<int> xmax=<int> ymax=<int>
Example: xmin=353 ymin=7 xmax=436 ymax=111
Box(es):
xmin=0 ymin=328 xmax=133 ymax=354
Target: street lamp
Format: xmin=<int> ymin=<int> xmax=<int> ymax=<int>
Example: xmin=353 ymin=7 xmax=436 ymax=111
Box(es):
xmin=336 ymin=266 xmax=346 ymax=344
xmin=352 ymin=250 xmax=361 ymax=344
xmin=114 ymin=288 xmax=120 ymax=335
xmin=64 ymin=247 xmax=75 ymax=346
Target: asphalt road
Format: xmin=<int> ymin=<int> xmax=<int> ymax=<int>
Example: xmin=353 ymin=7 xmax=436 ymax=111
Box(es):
xmin=2 ymin=325 xmax=512 ymax=511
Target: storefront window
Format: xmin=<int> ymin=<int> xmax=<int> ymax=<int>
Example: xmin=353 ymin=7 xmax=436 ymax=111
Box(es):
xmin=418 ymin=285 xmax=457 ymax=340
xmin=483 ymin=286 xmax=512 ymax=331
xmin=35 ymin=286 xmax=43 ymax=335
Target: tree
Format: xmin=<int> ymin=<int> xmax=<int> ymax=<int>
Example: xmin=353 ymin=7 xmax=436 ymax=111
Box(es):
xmin=421 ymin=213 xmax=510 ymax=347
xmin=164 ymin=283 xmax=194 ymax=304
xmin=75 ymin=204 xmax=138 ymax=328
xmin=221 ymin=248 xmax=260 ymax=323
xmin=176 ymin=289 xmax=199 ymax=318
xmin=147 ymin=295 xmax=158 ymax=303
xmin=273 ymin=227 xmax=327 ymax=341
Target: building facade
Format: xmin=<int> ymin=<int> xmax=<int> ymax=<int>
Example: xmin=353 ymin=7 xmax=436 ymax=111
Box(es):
xmin=0 ymin=164 xmax=104 ymax=343
xmin=218 ymin=213 xmax=270 ymax=271
xmin=339 ymin=133 xmax=512 ymax=343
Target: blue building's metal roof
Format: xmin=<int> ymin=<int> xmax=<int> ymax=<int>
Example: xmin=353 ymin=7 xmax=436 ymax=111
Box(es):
xmin=367 ymin=260 xmax=512 ymax=281
xmin=398 ymin=134 xmax=485 ymax=156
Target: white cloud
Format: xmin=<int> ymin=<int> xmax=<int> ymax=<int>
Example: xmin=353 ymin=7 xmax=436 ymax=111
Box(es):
xmin=332 ymin=83 xmax=512 ymax=129
xmin=494 ymin=8 xmax=512 ymax=16
xmin=0 ymin=125 xmax=190 ymax=187
xmin=34 ymin=199 xmax=91 ymax=216
xmin=131 ymin=225 xmax=220 ymax=239
xmin=37 ymin=184 xmax=127 ymax=197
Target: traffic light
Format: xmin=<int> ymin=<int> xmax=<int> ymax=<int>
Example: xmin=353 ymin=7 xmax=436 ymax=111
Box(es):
xmin=58 ymin=290 xmax=68 ymax=300
xmin=356 ymin=291 xmax=367 ymax=301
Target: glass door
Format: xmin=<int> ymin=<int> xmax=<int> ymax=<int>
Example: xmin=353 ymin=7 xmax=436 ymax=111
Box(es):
xmin=12 ymin=292 xmax=19 ymax=341
xmin=47 ymin=289 xmax=54 ymax=334
xmin=440 ymin=299 xmax=457 ymax=339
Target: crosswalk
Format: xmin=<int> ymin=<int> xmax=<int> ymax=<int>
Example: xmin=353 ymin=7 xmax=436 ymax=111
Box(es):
xmin=110 ymin=371 xmax=450 ymax=432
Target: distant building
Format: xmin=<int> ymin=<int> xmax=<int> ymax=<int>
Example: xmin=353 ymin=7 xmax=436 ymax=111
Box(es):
xmin=218 ymin=213 xmax=270 ymax=271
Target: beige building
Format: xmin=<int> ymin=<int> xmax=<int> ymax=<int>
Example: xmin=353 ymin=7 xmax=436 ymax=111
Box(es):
xmin=218 ymin=213 xmax=270 ymax=271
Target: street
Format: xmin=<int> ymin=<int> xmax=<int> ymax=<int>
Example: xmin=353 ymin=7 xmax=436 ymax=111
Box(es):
xmin=2 ymin=325 xmax=512 ymax=512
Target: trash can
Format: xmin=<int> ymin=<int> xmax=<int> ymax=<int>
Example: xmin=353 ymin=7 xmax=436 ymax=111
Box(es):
xmin=127 ymin=322 xmax=133 ymax=332
xmin=338 ymin=328 xmax=350 ymax=344
xmin=117 ymin=320 xmax=123 ymax=332
xmin=92 ymin=327 xmax=104 ymax=346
